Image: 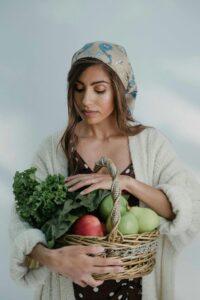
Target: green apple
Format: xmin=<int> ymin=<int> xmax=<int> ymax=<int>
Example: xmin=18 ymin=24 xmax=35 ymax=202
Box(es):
xmin=98 ymin=194 xmax=128 ymax=221
xmin=129 ymin=206 xmax=144 ymax=219
xmin=118 ymin=212 xmax=139 ymax=235
xmin=137 ymin=208 xmax=160 ymax=233
xmin=106 ymin=212 xmax=139 ymax=235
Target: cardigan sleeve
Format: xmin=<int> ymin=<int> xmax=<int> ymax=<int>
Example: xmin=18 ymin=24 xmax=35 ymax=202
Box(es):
xmin=9 ymin=135 xmax=53 ymax=287
xmin=150 ymin=129 xmax=200 ymax=252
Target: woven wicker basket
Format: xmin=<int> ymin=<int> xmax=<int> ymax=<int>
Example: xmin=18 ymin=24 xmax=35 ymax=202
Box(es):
xmin=57 ymin=157 xmax=160 ymax=280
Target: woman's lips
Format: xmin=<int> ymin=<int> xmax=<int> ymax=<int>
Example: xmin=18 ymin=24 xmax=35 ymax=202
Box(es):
xmin=83 ymin=111 xmax=99 ymax=117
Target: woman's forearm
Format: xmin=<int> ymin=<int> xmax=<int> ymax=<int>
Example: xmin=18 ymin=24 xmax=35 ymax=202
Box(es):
xmin=125 ymin=177 xmax=176 ymax=220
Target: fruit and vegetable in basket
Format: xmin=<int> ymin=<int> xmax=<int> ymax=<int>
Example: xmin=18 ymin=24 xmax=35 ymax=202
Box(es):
xmin=12 ymin=167 xmax=160 ymax=248
xmin=71 ymin=196 xmax=160 ymax=236
xmin=105 ymin=207 xmax=160 ymax=235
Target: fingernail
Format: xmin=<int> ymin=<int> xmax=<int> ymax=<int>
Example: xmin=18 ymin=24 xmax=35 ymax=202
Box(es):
xmin=97 ymin=280 xmax=104 ymax=286
xmin=114 ymin=259 xmax=123 ymax=265
xmin=119 ymin=267 xmax=124 ymax=272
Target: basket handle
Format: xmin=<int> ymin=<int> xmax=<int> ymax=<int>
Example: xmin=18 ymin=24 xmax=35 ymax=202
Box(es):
xmin=94 ymin=157 xmax=123 ymax=242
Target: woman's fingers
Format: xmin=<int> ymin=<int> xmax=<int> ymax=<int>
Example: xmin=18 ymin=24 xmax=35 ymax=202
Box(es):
xmin=66 ymin=173 xmax=104 ymax=181
xmin=82 ymin=245 xmax=105 ymax=255
xmin=65 ymin=174 xmax=100 ymax=185
xmin=65 ymin=174 xmax=129 ymax=194
xmin=67 ymin=178 xmax=99 ymax=191
xmin=75 ymin=280 xmax=88 ymax=288
xmin=92 ymin=265 xmax=124 ymax=274
xmin=81 ymin=275 xmax=104 ymax=288
xmin=92 ymin=255 xmax=124 ymax=266
xmin=83 ymin=245 xmax=123 ymax=267
xmin=65 ymin=174 xmax=111 ymax=192
xmin=54 ymin=244 xmax=124 ymax=288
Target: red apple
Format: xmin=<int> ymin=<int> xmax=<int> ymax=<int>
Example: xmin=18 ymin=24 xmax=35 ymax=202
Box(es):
xmin=72 ymin=214 xmax=105 ymax=236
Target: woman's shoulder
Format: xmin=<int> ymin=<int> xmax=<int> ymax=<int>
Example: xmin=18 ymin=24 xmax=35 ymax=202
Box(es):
xmin=145 ymin=126 xmax=172 ymax=143
xmin=31 ymin=128 xmax=67 ymax=178
xmin=128 ymin=120 xmax=169 ymax=141
xmin=128 ymin=123 xmax=174 ymax=152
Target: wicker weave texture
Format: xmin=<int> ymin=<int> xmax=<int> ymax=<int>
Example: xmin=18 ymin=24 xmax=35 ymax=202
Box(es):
xmin=58 ymin=157 xmax=160 ymax=280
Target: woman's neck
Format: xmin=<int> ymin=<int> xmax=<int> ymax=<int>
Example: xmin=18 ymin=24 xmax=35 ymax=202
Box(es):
xmin=75 ymin=120 xmax=124 ymax=141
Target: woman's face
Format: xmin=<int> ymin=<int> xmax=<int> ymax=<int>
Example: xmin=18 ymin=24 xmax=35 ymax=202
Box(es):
xmin=73 ymin=65 xmax=115 ymax=124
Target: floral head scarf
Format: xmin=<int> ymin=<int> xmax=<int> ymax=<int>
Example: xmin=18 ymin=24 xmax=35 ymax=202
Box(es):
xmin=71 ymin=41 xmax=138 ymax=117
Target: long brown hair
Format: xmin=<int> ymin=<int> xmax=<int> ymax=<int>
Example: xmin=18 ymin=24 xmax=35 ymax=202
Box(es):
xmin=59 ymin=57 xmax=150 ymax=174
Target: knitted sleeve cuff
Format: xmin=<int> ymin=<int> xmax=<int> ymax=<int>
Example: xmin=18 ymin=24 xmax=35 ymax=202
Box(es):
xmin=10 ymin=228 xmax=49 ymax=287
xmin=155 ymin=183 xmax=192 ymax=235
xmin=153 ymin=183 xmax=198 ymax=252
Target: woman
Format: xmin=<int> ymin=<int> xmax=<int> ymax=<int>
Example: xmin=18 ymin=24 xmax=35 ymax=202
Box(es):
xmin=9 ymin=41 xmax=200 ymax=300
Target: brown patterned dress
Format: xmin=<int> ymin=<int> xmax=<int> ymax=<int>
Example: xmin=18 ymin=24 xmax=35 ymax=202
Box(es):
xmin=68 ymin=150 xmax=142 ymax=300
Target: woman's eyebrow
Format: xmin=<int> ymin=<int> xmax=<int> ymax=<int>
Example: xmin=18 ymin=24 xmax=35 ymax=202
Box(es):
xmin=76 ymin=80 xmax=110 ymax=85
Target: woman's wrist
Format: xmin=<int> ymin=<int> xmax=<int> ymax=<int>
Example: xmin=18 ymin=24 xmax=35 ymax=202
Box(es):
xmin=123 ymin=176 xmax=135 ymax=193
xmin=28 ymin=243 xmax=53 ymax=267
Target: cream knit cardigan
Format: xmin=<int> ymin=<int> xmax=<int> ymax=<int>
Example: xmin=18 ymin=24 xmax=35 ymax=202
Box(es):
xmin=9 ymin=127 xmax=200 ymax=300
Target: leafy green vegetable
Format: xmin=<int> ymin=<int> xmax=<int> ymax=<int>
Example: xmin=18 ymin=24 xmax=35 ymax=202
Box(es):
xmin=13 ymin=168 xmax=69 ymax=228
xmin=12 ymin=167 xmax=111 ymax=247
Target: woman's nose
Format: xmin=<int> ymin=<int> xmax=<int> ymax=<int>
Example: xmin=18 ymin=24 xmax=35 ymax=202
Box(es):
xmin=82 ymin=90 xmax=93 ymax=105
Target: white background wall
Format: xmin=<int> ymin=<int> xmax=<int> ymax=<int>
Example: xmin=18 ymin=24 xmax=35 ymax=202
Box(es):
xmin=1 ymin=1 xmax=200 ymax=299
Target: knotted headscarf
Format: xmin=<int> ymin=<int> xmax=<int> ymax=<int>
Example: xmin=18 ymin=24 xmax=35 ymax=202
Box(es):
xmin=71 ymin=41 xmax=138 ymax=118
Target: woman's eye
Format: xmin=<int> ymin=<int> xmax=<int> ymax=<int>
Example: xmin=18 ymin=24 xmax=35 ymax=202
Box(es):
xmin=74 ymin=87 xmax=105 ymax=94
xmin=74 ymin=88 xmax=83 ymax=93
xmin=96 ymin=90 xmax=105 ymax=94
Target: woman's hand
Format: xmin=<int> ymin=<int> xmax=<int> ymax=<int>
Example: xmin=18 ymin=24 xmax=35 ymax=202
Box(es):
xmin=32 ymin=244 xmax=124 ymax=288
xmin=65 ymin=173 xmax=130 ymax=195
